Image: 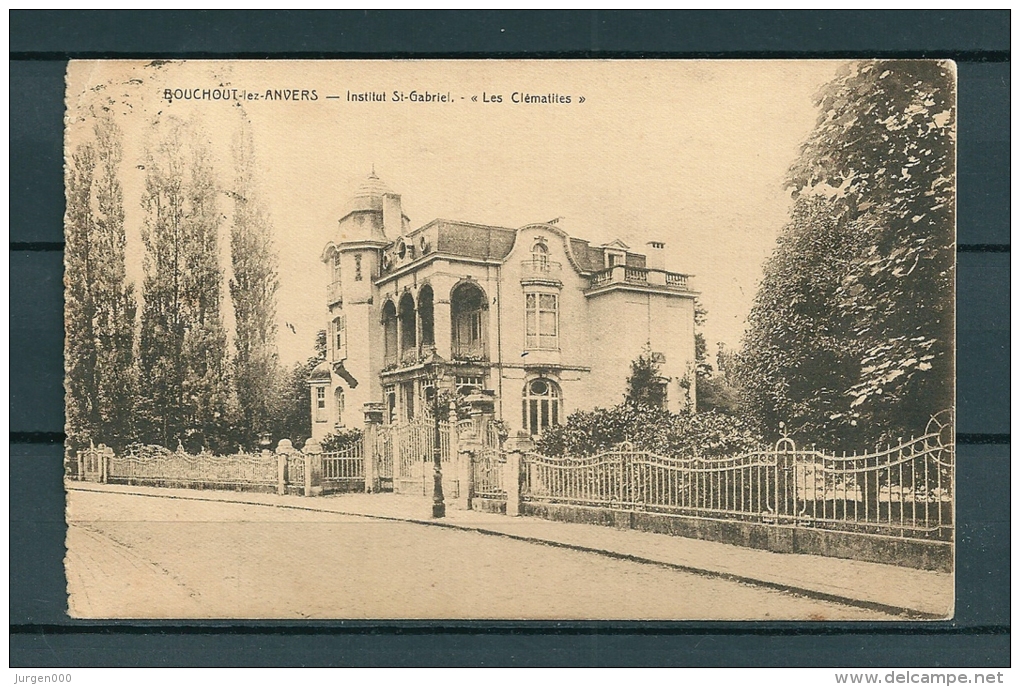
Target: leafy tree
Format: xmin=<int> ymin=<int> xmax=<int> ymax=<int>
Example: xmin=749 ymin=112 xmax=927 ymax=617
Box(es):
xmin=693 ymin=299 xmax=711 ymax=380
xmin=715 ymin=343 xmax=740 ymax=388
xmin=740 ymin=60 xmax=956 ymax=448
xmin=692 ymin=302 xmax=740 ymax=414
xmin=739 ymin=196 xmax=868 ymax=444
xmin=64 ymin=115 xmax=137 ymax=452
xmin=229 ymin=120 xmax=281 ymax=445
xmin=624 ymin=345 xmax=666 ymax=409
xmin=137 ymin=118 xmax=235 ymax=452
xmin=272 ymin=329 xmax=326 ymax=448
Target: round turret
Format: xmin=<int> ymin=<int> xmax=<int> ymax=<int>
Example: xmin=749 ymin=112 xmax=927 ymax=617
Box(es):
xmin=337 ymin=170 xmax=408 ymax=245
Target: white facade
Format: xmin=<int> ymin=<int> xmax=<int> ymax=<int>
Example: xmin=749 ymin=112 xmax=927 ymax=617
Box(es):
xmin=310 ymin=173 xmax=699 ymax=441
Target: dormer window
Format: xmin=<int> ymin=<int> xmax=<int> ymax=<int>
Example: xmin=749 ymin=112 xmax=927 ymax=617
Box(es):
xmin=606 ymin=251 xmax=626 ymax=268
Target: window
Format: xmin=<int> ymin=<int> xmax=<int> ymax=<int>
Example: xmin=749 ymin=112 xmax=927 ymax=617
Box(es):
xmin=522 ymin=378 xmax=562 ymax=435
xmin=315 ymin=386 xmax=327 ymax=423
xmin=354 ymin=253 xmax=362 ymax=281
xmin=456 ymin=375 xmax=484 ymax=395
xmin=525 ymin=292 xmax=558 ymax=350
xmin=398 ymin=293 xmax=416 ymax=355
xmin=418 ymin=285 xmax=435 ymax=347
xmin=332 ymin=253 xmax=342 ymax=284
xmin=384 ymin=385 xmax=397 ymax=424
xmin=458 ymin=310 xmax=482 ymax=345
xmin=403 ymin=382 xmax=415 ymax=420
xmin=532 ymin=241 xmax=549 ymax=268
xmin=382 ymin=301 xmax=398 ymax=363
xmin=607 ymin=252 xmax=624 ymax=267
xmin=451 ymin=283 xmax=487 ymax=358
xmin=654 ymin=380 xmax=668 ymax=409
xmin=334 ymin=388 xmax=345 ymax=427
xmin=332 ymin=316 xmax=347 ymax=360
xmin=421 ymin=381 xmax=439 ymax=416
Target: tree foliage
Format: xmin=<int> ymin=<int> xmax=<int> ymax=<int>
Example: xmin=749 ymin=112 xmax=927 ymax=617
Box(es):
xmin=229 ymin=120 xmax=281 ymax=445
xmin=273 ymin=329 xmax=326 ymax=449
xmin=739 ymin=60 xmax=956 ymax=448
xmin=137 ymin=118 xmax=235 ymax=452
xmin=693 ymin=303 xmax=740 ymax=415
xmin=624 ymin=346 xmax=667 ymax=409
xmin=64 ymin=115 xmax=137 ymax=452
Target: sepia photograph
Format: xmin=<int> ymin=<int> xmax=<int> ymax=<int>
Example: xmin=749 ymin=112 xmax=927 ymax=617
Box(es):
xmin=63 ymin=59 xmax=956 ymax=620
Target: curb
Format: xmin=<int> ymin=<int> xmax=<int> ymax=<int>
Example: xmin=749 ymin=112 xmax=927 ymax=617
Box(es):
xmin=67 ymin=484 xmax=942 ymax=620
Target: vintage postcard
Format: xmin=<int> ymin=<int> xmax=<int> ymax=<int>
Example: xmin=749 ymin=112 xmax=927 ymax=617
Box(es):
xmin=64 ymin=59 xmax=956 ymax=620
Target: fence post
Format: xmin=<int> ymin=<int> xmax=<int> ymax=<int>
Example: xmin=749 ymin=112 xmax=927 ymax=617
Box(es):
xmin=303 ymin=439 xmax=323 ymax=497
xmin=362 ymin=402 xmax=385 ymax=493
xmin=503 ymin=431 xmax=534 ymax=517
xmin=276 ymin=439 xmax=295 ymax=495
xmin=99 ymin=444 xmax=112 ymax=483
xmin=77 ymin=449 xmax=84 ymax=481
xmin=768 ymin=441 xmax=796 ymax=553
xmin=449 ymin=401 xmax=466 ymax=505
xmin=457 ymin=425 xmax=481 ymax=511
xmin=270 ymin=448 xmax=284 ymax=495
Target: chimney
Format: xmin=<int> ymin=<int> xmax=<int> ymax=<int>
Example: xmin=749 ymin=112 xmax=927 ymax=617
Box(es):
xmin=645 ymin=241 xmax=666 ymax=271
xmin=381 ymin=192 xmax=403 ymax=239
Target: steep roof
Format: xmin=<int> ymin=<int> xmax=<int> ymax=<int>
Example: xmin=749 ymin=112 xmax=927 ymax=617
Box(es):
xmin=434 ymin=220 xmax=518 ymax=261
xmin=569 ymin=238 xmax=603 ymax=272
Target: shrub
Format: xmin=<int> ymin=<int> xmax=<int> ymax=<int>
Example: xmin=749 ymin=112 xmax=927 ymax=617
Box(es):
xmin=536 ymin=403 xmax=763 ymax=458
xmin=321 ymin=428 xmax=363 ymax=453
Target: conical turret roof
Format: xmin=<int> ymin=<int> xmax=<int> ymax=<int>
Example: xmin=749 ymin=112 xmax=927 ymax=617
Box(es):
xmin=343 ymin=169 xmax=395 ymax=216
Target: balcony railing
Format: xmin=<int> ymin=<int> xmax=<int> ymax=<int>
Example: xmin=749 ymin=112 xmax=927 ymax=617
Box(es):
xmin=520 ymin=258 xmax=562 ymax=280
xmin=587 ymin=266 xmax=692 ymax=292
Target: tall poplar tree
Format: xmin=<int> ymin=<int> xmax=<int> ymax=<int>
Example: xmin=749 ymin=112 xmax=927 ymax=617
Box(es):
xmin=229 ymin=121 xmax=281 ymax=447
xmin=137 ymin=118 xmax=233 ymax=451
xmin=64 ymin=115 xmax=137 ymax=452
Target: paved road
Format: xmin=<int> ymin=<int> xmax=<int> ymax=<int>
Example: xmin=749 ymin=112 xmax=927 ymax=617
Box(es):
xmin=66 ymin=490 xmax=895 ymax=620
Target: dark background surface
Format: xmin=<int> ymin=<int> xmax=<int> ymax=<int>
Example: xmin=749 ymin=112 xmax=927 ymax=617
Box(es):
xmin=10 ymin=9 xmax=1010 ymax=667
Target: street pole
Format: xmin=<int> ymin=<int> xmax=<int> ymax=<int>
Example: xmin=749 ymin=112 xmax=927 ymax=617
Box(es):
xmin=430 ymin=364 xmax=446 ymax=518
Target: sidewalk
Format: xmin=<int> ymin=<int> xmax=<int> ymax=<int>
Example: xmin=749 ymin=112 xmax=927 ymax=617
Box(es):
xmin=67 ymin=481 xmax=953 ymax=619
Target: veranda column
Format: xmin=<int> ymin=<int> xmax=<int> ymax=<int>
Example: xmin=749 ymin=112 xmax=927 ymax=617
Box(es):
xmin=362 ymin=402 xmax=385 ymax=493
xmin=432 ymin=273 xmax=453 ymax=360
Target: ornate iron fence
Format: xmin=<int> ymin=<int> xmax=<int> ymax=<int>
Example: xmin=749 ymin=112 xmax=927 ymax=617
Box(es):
xmin=77 ymin=444 xmax=106 ymax=481
xmin=522 ymin=412 xmax=954 ymax=541
xmin=105 ymin=445 xmax=279 ymax=489
xmin=380 ymin=418 xmax=456 ymax=493
xmin=473 ymin=447 xmax=506 ymax=499
xmin=322 ymin=441 xmax=365 ymax=491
